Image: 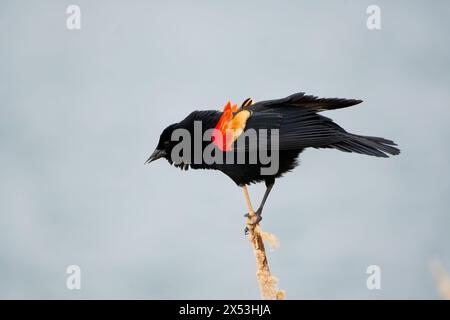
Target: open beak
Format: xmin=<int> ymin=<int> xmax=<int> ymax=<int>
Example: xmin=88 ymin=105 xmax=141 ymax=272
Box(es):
xmin=145 ymin=149 xmax=167 ymax=164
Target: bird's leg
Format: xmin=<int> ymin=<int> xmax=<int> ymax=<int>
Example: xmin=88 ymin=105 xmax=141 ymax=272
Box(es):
xmin=255 ymin=181 xmax=274 ymax=218
xmin=244 ymin=181 xmax=274 ymax=224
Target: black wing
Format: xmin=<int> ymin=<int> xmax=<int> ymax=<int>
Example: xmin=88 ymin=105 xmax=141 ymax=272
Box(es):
xmin=247 ymin=92 xmax=363 ymax=112
xmin=246 ymin=92 xmax=399 ymax=157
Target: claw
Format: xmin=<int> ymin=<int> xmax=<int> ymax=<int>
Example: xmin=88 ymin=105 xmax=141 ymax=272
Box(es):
xmin=243 ymin=209 xmax=263 ymax=235
xmin=244 ymin=209 xmax=262 ymax=220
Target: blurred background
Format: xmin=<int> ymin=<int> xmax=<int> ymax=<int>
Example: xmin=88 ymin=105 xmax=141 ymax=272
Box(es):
xmin=1 ymin=0 xmax=449 ymax=299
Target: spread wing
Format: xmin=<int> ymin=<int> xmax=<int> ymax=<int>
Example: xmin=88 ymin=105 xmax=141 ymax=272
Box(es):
xmin=236 ymin=92 xmax=362 ymax=151
xmin=246 ymin=92 xmax=363 ymax=112
xmin=243 ymin=92 xmax=399 ymax=157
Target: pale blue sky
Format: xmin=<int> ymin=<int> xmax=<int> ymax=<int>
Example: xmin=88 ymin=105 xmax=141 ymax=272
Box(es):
xmin=0 ymin=0 xmax=449 ymax=299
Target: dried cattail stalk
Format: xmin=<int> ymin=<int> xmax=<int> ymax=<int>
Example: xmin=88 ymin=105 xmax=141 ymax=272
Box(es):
xmin=242 ymin=186 xmax=285 ymax=300
xmin=430 ymin=259 xmax=450 ymax=300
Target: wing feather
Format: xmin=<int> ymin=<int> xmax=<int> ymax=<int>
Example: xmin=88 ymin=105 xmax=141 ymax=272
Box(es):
xmin=248 ymin=92 xmax=363 ymax=112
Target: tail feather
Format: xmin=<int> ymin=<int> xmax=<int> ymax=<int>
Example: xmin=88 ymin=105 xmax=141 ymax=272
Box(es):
xmin=331 ymin=134 xmax=400 ymax=158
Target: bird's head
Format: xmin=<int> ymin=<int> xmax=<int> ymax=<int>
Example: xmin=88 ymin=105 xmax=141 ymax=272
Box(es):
xmin=145 ymin=123 xmax=177 ymax=164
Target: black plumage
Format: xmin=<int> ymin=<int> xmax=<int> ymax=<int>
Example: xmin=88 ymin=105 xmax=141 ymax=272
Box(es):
xmin=146 ymin=92 xmax=400 ymax=222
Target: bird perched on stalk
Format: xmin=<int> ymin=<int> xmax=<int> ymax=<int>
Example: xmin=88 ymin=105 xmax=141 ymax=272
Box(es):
xmin=146 ymin=92 xmax=400 ymax=230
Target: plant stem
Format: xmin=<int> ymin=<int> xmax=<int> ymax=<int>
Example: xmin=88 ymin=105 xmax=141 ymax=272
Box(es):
xmin=242 ymin=185 xmax=285 ymax=300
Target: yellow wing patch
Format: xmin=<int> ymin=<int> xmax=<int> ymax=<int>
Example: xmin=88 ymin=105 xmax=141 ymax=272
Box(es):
xmin=212 ymin=101 xmax=252 ymax=151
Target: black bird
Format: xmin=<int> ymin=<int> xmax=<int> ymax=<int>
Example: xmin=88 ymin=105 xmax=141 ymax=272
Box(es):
xmin=146 ymin=92 xmax=400 ymax=228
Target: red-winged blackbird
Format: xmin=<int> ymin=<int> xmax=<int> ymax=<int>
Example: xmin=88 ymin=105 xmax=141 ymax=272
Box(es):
xmin=146 ymin=92 xmax=400 ymax=226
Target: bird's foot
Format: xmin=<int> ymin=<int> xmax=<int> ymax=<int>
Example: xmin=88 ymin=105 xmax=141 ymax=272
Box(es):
xmin=244 ymin=209 xmax=262 ymax=235
xmin=243 ymin=209 xmax=262 ymax=221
